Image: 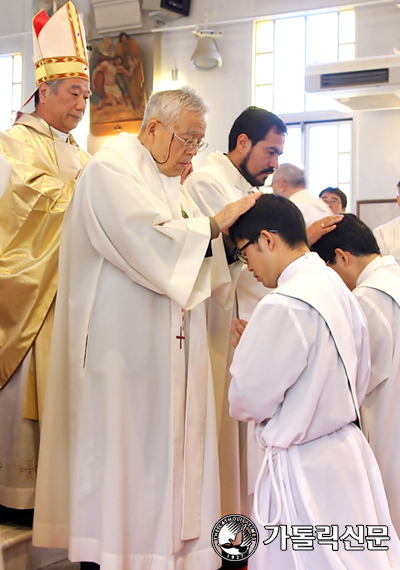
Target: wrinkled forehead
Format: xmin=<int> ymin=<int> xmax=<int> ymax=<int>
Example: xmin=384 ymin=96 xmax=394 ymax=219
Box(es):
xmin=171 ymin=109 xmax=207 ymax=138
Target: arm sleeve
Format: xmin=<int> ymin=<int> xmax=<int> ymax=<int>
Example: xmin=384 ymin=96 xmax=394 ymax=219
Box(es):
xmin=373 ymin=227 xmax=389 ymax=256
xmin=0 ymin=132 xmax=78 ymax=251
xmin=229 ymin=298 xmax=308 ymax=423
xmin=354 ymin=289 xmax=393 ymax=394
xmin=80 ymin=150 xmax=213 ymax=310
xmin=184 ymin=172 xmax=230 ymax=216
xmin=295 ymin=202 xmax=326 ymax=228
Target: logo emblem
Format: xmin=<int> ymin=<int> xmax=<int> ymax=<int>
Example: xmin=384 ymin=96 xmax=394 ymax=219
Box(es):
xmin=212 ymin=515 xmax=259 ymax=561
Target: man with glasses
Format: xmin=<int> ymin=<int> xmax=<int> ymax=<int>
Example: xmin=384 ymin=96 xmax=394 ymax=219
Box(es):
xmin=228 ymin=194 xmax=400 ymax=570
xmin=184 ymin=108 xmax=341 ymax=521
xmin=319 ymin=186 xmax=347 ymax=213
xmin=33 ymin=87 xmax=260 ymax=570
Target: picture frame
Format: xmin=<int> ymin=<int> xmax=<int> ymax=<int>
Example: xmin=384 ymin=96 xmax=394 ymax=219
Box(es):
xmin=356 ymin=199 xmax=398 ymax=230
xmin=89 ymin=32 xmax=147 ymax=136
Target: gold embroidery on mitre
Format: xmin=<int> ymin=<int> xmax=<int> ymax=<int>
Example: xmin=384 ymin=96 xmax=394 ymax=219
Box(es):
xmin=66 ymin=1 xmax=86 ymax=60
xmin=35 ymin=55 xmax=89 ymax=84
xmin=33 ymin=1 xmax=89 ymax=86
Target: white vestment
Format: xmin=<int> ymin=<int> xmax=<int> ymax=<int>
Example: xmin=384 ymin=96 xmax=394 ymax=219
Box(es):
xmin=290 ymin=189 xmax=332 ymax=227
xmin=229 ymin=253 xmax=400 ymax=570
xmin=354 ymin=256 xmax=400 ymax=537
xmin=373 ymin=217 xmax=400 ymax=264
xmin=33 ymin=134 xmax=234 ymax=570
xmin=184 ymin=151 xmax=267 ymax=516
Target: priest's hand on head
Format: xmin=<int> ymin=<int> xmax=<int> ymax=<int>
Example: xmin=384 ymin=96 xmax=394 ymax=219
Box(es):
xmin=307 ymin=214 xmax=344 ymax=246
xmin=230 ymin=318 xmax=248 ymax=349
xmin=213 ymin=191 xmax=262 ymax=234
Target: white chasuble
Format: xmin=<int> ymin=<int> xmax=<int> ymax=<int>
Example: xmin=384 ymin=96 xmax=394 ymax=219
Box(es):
xmin=185 ymin=152 xmax=267 ymax=518
xmin=355 ymin=256 xmax=400 ymax=537
xmin=373 ymin=217 xmax=400 ymax=265
xmin=33 ymin=133 xmax=233 ymax=570
xmin=229 ymin=253 xmax=400 ymax=570
xmin=290 ymin=189 xmax=332 ymax=228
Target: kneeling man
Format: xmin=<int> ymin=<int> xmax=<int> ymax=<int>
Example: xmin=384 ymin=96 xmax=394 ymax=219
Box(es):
xmin=228 ymin=194 xmax=400 ymax=570
xmin=312 ymin=213 xmax=400 ymax=538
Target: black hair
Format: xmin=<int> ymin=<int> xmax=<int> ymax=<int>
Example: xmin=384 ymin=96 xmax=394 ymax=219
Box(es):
xmin=319 ymin=187 xmax=347 ymax=209
xmin=229 ymin=193 xmax=308 ymax=249
xmin=311 ymin=213 xmax=380 ymax=265
xmin=228 ymin=107 xmax=287 ymax=152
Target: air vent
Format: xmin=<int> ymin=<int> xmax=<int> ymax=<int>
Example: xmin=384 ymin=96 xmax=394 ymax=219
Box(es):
xmin=321 ymin=68 xmax=389 ymax=89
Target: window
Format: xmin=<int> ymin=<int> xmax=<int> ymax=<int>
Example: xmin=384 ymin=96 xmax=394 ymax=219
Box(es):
xmin=254 ymin=10 xmax=355 ymax=114
xmin=280 ymin=120 xmax=352 ymax=206
xmin=254 ymin=10 xmax=355 ymax=209
xmin=0 ymin=54 xmax=22 ymax=131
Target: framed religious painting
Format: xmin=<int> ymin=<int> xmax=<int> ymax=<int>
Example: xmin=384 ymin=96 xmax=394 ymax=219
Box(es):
xmin=89 ymin=32 xmax=147 ymax=136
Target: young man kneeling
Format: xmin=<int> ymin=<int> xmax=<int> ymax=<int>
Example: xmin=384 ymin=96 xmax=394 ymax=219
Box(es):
xmin=228 ymin=194 xmax=400 ymax=570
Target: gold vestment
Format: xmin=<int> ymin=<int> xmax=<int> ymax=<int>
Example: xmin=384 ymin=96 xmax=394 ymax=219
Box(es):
xmin=0 ymin=113 xmax=89 ymax=418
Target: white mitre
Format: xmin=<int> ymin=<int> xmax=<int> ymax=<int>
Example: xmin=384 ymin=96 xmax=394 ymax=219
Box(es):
xmin=32 ymin=1 xmax=89 ymax=87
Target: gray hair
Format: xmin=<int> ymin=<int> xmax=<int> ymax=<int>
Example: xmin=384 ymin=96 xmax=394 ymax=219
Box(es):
xmin=141 ymin=86 xmax=209 ymax=130
xmin=47 ymin=79 xmax=63 ymax=94
xmin=272 ymin=163 xmax=306 ymax=188
xmin=34 ymin=79 xmax=63 ymax=107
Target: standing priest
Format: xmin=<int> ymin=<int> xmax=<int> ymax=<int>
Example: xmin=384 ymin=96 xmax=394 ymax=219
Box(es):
xmin=184 ymin=107 xmax=286 ymax=519
xmin=0 ymin=1 xmax=89 ymax=514
xmin=32 ymin=87 xmax=260 ymax=570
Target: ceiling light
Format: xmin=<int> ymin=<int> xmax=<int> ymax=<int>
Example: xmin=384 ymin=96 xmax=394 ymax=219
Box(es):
xmin=191 ymin=31 xmax=222 ymax=69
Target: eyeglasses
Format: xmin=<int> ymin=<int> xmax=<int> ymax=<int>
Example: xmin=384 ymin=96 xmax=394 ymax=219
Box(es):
xmin=157 ymin=121 xmax=209 ymax=152
xmin=322 ymin=197 xmax=341 ymax=205
xmin=235 ymin=240 xmax=253 ymax=264
xmin=235 ymin=231 xmax=279 ymax=264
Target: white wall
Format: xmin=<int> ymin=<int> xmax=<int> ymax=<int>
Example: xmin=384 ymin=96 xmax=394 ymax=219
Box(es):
xmin=355 ymin=110 xmax=400 ymax=199
xmin=154 ymin=21 xmax=253 ymax=168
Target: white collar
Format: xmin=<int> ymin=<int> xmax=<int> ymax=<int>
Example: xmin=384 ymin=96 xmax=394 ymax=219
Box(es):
xmin=50 ymin=126 xmax=69 ymax=143
xmin=356 ymin=255 xmax=398 ymax=287
xmin=278 ymin=251 xmax=323 ymax=286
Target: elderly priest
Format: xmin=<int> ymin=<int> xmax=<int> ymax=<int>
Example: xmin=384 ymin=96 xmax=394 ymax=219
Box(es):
xmin=32 ymin=87 xmax=260 ymax=570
